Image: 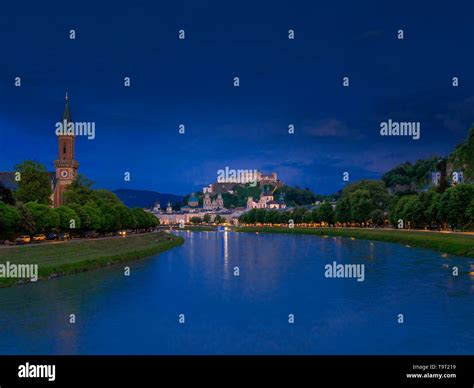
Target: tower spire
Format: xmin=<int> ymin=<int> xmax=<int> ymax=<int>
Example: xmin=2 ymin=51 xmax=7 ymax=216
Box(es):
xmin=63 ymin=92 xmax=72 ymax=122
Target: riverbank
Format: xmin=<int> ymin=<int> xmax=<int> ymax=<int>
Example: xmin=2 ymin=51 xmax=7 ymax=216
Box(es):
xmin=0 ymin=231 xmax=184 ymax=287
xmin=234 ymin=226 xmax=474 ymax=258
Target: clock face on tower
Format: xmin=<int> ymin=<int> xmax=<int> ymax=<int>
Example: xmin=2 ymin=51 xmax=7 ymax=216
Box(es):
xmin=59 ymin=169 xmax=69 ymax=179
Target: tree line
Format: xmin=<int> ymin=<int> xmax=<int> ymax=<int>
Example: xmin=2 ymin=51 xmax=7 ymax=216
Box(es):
xmin=0 ymin=161 xmax=158 ymax=240
xmin=239 ymin=202 xmax=335 ymax=225
xmin=189 ymin=214 xmax=225 ymax=224
xmin=239 ymin=179 xmax=474 ymax=231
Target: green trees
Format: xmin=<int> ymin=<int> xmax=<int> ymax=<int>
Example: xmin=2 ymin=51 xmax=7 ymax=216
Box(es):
xmin=402 ymin=195 xmax=423 ymax=229
xmin=311 ymin=208 xmax=321 ymax=223
xmin=425 ymin=192 xmax=441 ymax=226
xmin=319 ymin=202 xmax=335 ymax=225
xmin=237 ymin=180 xmax=474 ymax=231
xmin=290 ymin=207 xmax=306 ymax=224
xmin=369 ymin=209 xmax=385 ymax=227
xmin=15 ymin=202 xmax=36 ymax=234
xmin=382 ymin=157 xmax=441 ymax=190
xmin=214 ymin=215 xmax=224 ymax=224
xmin=274 ymin=186 xmax=315 ymax=206
xmin=190 ymin=216 xmax=202 ymax=224
xmin=83 ymin=203 xmax=103 ymax=231
xmin=450 ymin=126 xmax=474 ymax=181
xmin=61 ymin=176 xmax=158 ymax=233
xmin=26 ymin=202 xmax=59 ymax=234
xmin=53 ymin=206 xmax=81 ymax=230
xmin=203 ymin=214 xmax=211 ymax=223
xmin=349 ymin=189 xmax=373 ymax=223
xmin=0 ymin=202 xmax=21 ymax=239
xmin=239 ymin=209 xmax=256 ymax=224
xmin=0 ymin=172 xmax=160 ymax=239
xmin=219 ymin=184 xmax=261 ymax=208
xmin=265 ymin=210 xmax=281 ymax=224
xmin=335 ymin=197 xmax=351 ymax=223
xmin=14 ymin=161 xmax=52 ymax=205
xmin=390 ymin=195 xmax=421 ymax=229
xmin=335 ymin=180 xmax=390 ymax=225
xmin=147 ymin=211 xmax=159 ymax=228
xmin=63 ymin=175 xmax=94 ymax=205
xmin=253 ymin=209 xmax=266 ymax=223
xmin=388 ymin=184 xmax=474 ymax=230
xmin=187 ymin=184 xmax=324 ymax=209
xmin=130 ymin=208 xmax=158 ymax=230
xmin=98 ymin=204 xmax=118 ymax=233
xmin=237 ymin=205 xmax=335 ymax=226
xmin=0 ymin=183 xmax=15 ymax=205
xmin=467 ymin=200 xmax=474 ymax=226
xmin=302 ymin=210 xmax=313 ymax=224
xmin=440 ymin=184 xmax=474 ymax=229
xmin=114 ymin=205 xmax=133 ymax=230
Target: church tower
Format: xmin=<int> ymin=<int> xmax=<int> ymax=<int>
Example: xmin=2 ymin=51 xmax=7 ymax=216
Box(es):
xmin=203 ymin=192 xmax=212 ymax=210
xmin=216 ymin=192 xmax=224 ymax=209
xmin=53 ymin=93 xmax=79 ymax=207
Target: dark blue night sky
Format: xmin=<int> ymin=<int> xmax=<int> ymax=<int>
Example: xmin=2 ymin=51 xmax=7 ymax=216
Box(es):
xmin=1 ymin=0 xmax=473 ymax=195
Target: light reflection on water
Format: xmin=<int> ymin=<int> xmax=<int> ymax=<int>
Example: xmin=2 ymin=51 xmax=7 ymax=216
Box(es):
xmin=0 ymin=231 xmax=472 ymax=355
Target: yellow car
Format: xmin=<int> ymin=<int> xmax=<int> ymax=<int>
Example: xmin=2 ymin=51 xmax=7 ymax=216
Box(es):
xmin=16 ymin=235 xmax=31 ymax=244
xmin=118 ymin=230 xmax=127 ymax=237
xmin=33 ymin=234 xmax=46 ymax=242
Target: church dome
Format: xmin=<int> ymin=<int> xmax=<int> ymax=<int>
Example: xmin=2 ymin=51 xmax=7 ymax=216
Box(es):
xmin=188 ymin=193 xmax=199 ymax=207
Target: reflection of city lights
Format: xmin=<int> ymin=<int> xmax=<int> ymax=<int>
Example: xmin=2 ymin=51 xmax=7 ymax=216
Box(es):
xmin=223 ymin=232 xmax=229 ymax=261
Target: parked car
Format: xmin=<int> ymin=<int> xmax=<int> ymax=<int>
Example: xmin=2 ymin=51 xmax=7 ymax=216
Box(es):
xmin=84 ymin=231 xmax=99 ymax=239
xmin=59 ymin=232 xmax=71 ymax=241
xmin=32 ymin=234 xmax=46 ymax=242
xmin=46 ymin=233 xmax=57 ymax=240
xmin=16 ymin=235 xmax=31 ymax=244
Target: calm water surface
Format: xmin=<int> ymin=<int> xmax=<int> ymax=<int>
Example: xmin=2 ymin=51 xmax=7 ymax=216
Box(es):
xmin=0 ymin=231 xmax=473 ymax=355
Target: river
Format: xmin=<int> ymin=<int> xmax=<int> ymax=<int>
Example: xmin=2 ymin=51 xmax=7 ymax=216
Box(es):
xmin=0 ymin=231 xmax=472 ymax=354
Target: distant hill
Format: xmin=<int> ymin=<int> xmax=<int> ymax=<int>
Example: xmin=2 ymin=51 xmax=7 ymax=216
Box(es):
xmin=449 ymin=126 xmax=474 ymax=181
xmin=381 ymin=156 xmax=442 ymax=192
xmin=381 ymin=127 xmax=474 ymax=194
xmin=113 ymin=189 xmax=183 ymax=209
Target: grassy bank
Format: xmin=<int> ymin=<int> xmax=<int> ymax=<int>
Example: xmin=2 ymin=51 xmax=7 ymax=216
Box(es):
xmin=0 ymin=231 xmax=184 ymax=287
xmin=235 ymin=226 xmax=474 ymax=258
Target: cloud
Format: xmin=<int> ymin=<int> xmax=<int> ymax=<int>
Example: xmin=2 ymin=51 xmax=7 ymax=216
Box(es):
xmin=374 ymin=91 xmax=474 ymax=135
xmin=303 ymin=119 xmax=348 ymax=137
